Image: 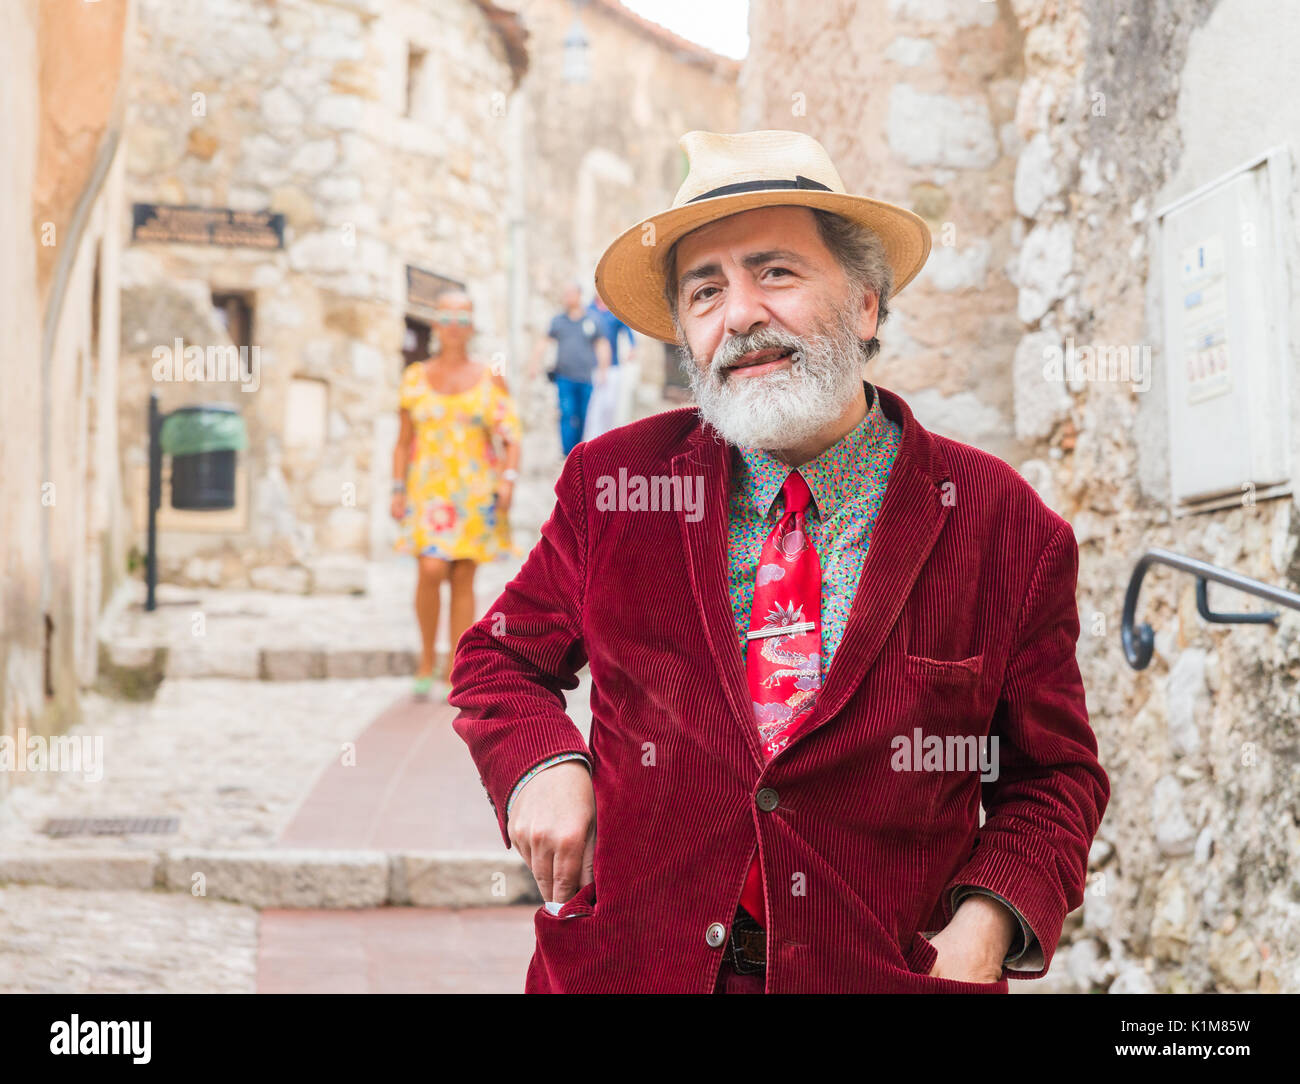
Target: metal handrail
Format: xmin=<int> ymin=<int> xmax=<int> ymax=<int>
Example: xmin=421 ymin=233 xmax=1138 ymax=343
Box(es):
xmin=1121 ymin=548 xmax=1300 ymax=670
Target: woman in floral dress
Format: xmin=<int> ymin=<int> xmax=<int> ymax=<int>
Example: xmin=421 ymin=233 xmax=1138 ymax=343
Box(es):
xmin=391 ymin=291 xmax=522 ymax=696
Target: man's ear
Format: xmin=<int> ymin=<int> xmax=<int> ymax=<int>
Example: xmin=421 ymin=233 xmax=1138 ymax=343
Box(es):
xmin=855 ymin=288 xmax=880 ymax=342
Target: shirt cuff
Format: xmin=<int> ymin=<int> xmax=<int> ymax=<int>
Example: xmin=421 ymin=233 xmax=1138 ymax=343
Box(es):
xmin=950 ymin=885 xmax=1042 ymax=970
xmin=505 ymin=753 xmax=591 ymax=821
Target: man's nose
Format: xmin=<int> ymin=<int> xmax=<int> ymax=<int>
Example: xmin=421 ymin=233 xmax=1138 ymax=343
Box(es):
xmin=722 ymin=275 xmax=771 ymax=338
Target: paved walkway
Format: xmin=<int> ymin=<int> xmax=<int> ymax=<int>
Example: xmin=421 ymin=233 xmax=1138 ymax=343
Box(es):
xmin=276 ymin=673 xmax=591 ymax=854
xmin=0 ymin=883 xmax=258 ymax=994
xmin=0 ymin=884 xmax=541 ymax=993
xmin=257 ymin=905 xmax=538 ymax=993
xmin=275 ymin=695 xmax=495 ymax=852
xmin=0 ymin=677 xmax=414 ymax=856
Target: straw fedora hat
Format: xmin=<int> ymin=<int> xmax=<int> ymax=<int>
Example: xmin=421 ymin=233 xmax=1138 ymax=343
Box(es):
xmin=594 ymin=129 xmax=932 ymax=344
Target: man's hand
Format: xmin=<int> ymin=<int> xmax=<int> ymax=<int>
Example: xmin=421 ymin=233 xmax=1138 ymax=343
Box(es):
xmin=508 ymin=761 xmax=595 ymax=905
xmin=925 ymin=894 xmax=1017 ymax=983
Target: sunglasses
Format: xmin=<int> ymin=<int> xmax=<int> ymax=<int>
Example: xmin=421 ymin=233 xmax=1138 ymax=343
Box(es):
xmin=433 ymin=311 xmax=472 ymax=326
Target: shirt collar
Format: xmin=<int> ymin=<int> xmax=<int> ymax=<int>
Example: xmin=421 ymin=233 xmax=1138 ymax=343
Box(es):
xmin=732 ymin=383 xmax=891 ymax=522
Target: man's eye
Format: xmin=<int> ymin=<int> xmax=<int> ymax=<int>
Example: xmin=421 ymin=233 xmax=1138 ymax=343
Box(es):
xmin=692 ymin=286 xmax=719 ymax=303
xmin=765 ymin=267 xmax=791 ymax=279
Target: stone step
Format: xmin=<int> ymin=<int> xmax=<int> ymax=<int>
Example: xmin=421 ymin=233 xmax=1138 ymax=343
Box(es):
xmin=91 ymin=555 xmax=520 ymax=696
xmin=98 ymin=639 xmax=426 ymax=694
xmin=0 ymin=848 xmax=541 ymax=909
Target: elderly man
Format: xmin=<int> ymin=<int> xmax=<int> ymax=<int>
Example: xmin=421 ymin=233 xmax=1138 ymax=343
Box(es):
xmin=451 ymin=130 xmax=1108 ymax=994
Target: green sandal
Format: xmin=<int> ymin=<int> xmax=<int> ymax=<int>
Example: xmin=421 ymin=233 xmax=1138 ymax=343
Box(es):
xmin=412 ymin=675 xmax=434 ymax=698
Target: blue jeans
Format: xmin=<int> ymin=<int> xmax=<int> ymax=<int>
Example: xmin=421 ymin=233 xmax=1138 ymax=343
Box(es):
xmin=555 ymin=376 xmax=593 ymax=456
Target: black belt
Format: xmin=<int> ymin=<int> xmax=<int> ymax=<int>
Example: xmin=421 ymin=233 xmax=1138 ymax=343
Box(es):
xmin=728 ymin=907 xmax=767 ymax=973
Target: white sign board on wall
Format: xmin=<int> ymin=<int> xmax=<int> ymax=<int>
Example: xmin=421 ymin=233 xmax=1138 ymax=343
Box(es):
xmin=1157 ymin=146 xmax=1293 ymax=509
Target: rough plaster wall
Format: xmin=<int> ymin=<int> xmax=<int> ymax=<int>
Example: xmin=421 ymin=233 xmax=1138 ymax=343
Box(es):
xmin=33 ymin=0 xmax=130 ymax=307
xmin=1012 ymin=0 xmax=1300 ymax=992
xmin=2 ymin=0 xmax=130 ymax=753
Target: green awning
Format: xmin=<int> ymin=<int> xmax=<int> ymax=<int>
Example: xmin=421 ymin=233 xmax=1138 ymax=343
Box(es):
xmin=159 ymin=406 xmax=247 ymax=457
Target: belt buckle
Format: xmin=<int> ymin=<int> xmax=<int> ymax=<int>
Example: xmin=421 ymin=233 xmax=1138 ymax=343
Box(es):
xmin=729 ymin=910 xmax=766 ymax=975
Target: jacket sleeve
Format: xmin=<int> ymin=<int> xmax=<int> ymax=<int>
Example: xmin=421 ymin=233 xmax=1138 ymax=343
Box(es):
xmin=449 ymin=443 xmax=593 ymax=848
xmin=942 ymin=518 xmax=1109 ymax=978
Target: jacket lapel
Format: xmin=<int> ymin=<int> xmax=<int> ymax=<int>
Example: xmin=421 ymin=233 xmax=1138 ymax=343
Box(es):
xmin=673 ymin=427 xmax=764 ymax=765
xmin=792 ymin=384 xmax=953 ymax=745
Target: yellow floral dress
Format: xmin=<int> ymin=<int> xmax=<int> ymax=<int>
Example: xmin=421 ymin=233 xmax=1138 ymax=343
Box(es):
xmin=395 ymin=362 xmax=523 ymax=562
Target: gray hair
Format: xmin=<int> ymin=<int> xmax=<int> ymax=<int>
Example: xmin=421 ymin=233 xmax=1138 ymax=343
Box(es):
xmin=662 ymin=207 xmax=894 ymax=362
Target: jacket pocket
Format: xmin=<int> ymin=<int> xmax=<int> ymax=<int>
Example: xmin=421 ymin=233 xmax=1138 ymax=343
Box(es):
xmin=898 ymin=653 xmax=986 ymax=732
xmin=903 ymin=931 xmax=1009 ymax=993
xmin=903 ymin=931 xmax=939 ymax=976
xmin=903 ymin=652 xmax=983 ymax=687
xmin=538 ymin=878 xmax=597 ymax=920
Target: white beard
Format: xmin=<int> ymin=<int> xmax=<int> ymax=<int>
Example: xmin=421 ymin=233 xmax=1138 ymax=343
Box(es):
xmin=682 ymin=308 xmax=868 ymax=452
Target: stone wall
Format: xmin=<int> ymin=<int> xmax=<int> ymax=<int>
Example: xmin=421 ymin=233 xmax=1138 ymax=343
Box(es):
xmin=746 ymin=0 xmax=1300 ymax=991
xmin=1010 ymin=0 xmax=1300 ymax=994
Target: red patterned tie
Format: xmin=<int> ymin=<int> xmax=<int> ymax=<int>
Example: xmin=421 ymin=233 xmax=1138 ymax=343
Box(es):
xmin=738 ymin=470 xmax=822 ymax=927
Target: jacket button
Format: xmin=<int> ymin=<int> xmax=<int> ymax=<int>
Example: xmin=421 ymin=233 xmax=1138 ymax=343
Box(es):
xmin=705 ymin=922 xmax=727 ymax=948
xmin=756 ymin=787 xmax=779 ymax=812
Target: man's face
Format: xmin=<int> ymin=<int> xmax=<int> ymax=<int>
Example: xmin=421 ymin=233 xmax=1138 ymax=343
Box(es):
xmin=671 ymin=206 xmax=879 ymax=450
xmin=562 ymin=285 xmax=581 ymax=310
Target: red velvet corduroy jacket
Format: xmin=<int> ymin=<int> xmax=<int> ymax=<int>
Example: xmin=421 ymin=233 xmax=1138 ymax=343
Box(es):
xmin=450 ymin=383 xmax=1109 ymax=993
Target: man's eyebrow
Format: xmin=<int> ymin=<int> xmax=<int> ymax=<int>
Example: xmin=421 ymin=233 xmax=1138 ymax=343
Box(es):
xmin=677 ymin=249 xmax=811 ymax=299
xmin=740 ymin=249 xmax=810 ymax=270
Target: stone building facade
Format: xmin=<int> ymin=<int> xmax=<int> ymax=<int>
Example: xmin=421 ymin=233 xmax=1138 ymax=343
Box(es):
xmin=118 ymin=0 xmax=527 ymax=594
xmin=119 ymin=0 xmax=738 ymax=591
xmin=744 ymin=0 xmax=1300 ymax=992
xmin=0 ymin=0 xmax=131 ymax=780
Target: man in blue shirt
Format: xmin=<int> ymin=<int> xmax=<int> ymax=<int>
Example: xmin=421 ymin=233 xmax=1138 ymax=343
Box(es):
xmin=532 ymin=284 xmax=609 ymax=455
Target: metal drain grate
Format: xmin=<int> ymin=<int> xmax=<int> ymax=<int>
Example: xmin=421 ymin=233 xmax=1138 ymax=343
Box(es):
xmin=41 ymin=816 xmax=179 ymax=838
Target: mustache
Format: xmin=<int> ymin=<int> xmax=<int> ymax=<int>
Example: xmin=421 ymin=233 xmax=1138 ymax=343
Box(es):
xmin=709 ymin=327 xmax=809 ymax=372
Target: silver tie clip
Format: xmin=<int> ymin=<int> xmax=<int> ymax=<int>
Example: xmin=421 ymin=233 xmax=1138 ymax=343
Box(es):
xmin=746 ymin=621 xmax=816 ymax=640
